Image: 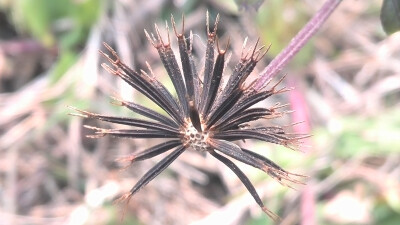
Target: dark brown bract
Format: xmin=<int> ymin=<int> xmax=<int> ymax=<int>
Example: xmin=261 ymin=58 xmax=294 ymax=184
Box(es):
xmin=71 ymin=12 xmax=308 ymax=221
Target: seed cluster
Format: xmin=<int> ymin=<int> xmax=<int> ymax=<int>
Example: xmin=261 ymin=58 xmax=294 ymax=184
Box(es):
xmin=182 ymin=122 xmax=209 ymax=152
xmin=71 ymin=12 xmax=308 ymax=221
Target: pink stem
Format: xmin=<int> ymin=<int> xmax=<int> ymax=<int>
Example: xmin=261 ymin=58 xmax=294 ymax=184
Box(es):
xmin=254 ymin=0 xmax=342 ymax=90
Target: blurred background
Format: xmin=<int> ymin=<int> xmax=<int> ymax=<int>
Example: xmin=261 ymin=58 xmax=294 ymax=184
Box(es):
xmin=1 ymin=0 xmax=399 ymax=224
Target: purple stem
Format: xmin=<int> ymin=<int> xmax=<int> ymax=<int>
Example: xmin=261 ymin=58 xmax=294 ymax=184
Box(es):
xmin=254 ymin=0 xmax=342 ymax=90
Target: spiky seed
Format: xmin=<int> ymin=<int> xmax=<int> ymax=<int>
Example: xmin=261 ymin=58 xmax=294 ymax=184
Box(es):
xmin=71 ymin=13 xmax=308 ymax=221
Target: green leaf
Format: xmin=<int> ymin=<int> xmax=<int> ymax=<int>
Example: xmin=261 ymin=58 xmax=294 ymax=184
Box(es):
xmin=319 ymin=109 xmax=400 ymax=158
xmin=380 ymin=0 xmax=400 ymax=35
xmin=14 ymin=0 xmax=71 ymax=46
xmin=373 ymin=203 xmax=400 ymax=225
xmin=50 ymin=50 xmax=78 ymax=83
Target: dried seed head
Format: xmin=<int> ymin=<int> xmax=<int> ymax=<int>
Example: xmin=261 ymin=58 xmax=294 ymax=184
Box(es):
xmin=71 ymin=12 xmax=308 ymax=221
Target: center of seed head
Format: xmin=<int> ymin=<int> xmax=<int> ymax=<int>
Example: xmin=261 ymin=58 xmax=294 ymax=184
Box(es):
xmin=182 ymin=122 xmax=209 ymax=152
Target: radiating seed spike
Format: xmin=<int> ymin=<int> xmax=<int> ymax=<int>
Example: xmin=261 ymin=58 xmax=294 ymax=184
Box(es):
xmin=66 ymin=105 xmax=83 ymax=112
xmin=262 ymin=207 xmax=281 ymax=222
xmin=68 ymin=107 xmax=97 ymax=118
xmin=204 ymin=43 xmax=225 ymax=115
xmin=68 ymin=112 xmax=87 ymax=118
xmin=224 ymin=37 xmax=231 ymax=53
xmin=242 ymin=79 xmax=257 ymax=92
xmin=206 ymin=11 xmax=219 ymax=36
xmin=102 ymin=42 xmax=117 ymax=55
xmin=217 ymin=90 xmax=274 ymax=125
xmin=140 ymin=69 xmax=148 ymax=77
xmin=151 ymin=33 xmax=158 ymax=46
xmin=241 ymin=37 xmax=248 ymax=58
xmin=101 ymin=63 xmax=118 ymax=75
xmin=209 ymin=150 xmax=280 ymax=221
xmin=171 ymin=14 xmax=179 ymax=37
xmin=270 ymin=74 xmax=287 ymax=91
xmin=243 ymin=50 xmax=251 ymax=61
xmin=115 ymin=140 xmax=181 ymax=164
xmin=114 ymin=194 xmax=131 ymax=224
xmin=276 ymin=74 xmax=287 ymax=85
xmin=290 ymin=120 xmax=306 ymax=127
xmin=216 ymin=36 xmax=220 ymax=53
xmin=151 ymin=27 xmax=188 ymax=112
xmin=256 ymin=43 xmax=272 ymax=61
xmin=83 ymin=125 xmax=105 ymax=131
xmin=116 ymin=146 xmax=185 ymax=212
xmin=176 ymin=22 xmax=195 ymax=105
xmin=207 ymin=88 xmax=243 ymax=128
xmin=283 ymin=109 xmax=295 ymax=114
xmin=144 ymin=29 xmax=156 ymax=47
xmin=240 ymin=148 xmax=305 ymax=185
xmin=257 ymin=77 xmax=273 ymax=91
xmin=75 ymin=112 xmax=180 ymax=133
xmin=255 ymin=50 xmax=265 ymax=62
xmin=154 ymin=23 xmax=165 ymax=46
xmin=101 ymin=129 xmax=180 ymax=139
xmin=145 ymin=61 xmax=155 ymax=78
xmin=253 ymin=50 xmax=262 ymax=61
xmin=200 ymin=12 xmax=218 ymax=114
xmin=105 ymin=53 xmax=185 ymax=125
xmin=272 ymin=102 xmax=289 ymax=109
xmin=287 ymin=178 xmax=306 ymax=186
xmin=213 ymin=13 xmax=220 ymax=34
xmin=295 ymin=134 xmax=313 ymax=140
xmin=110 ymin=100 xmax=123 ymax=107
xmin=275 ymin=86 xmax=294 ymax=94
xmin=120 ymin=99 xmax=179 ymax=127
xmin=251 ymin=37 xmax=260 ymax=58
xmin=215 ymin=107 xmax=275 ymax=130
xmin=165 ymin=20 xmax=171 ymax=45
xmin=256 ymin=45 xmax=266 ymax=53
xmin=181 ymin=14 xmax=185 ymax=35
xmin=189 ymin=30 xmax=194 ymax=52
xmin=287 ymin=171 xmax=309 ymax=178
xmin=206 ymin=10 xmax=210 ymax=35
xmin=266 ymin=43 xmax=272 ymax=51
xmin=98 ymin=49 xmax=109 ymax=60
xmin=285 ymin=183 xmax=298 ymax=191
xmin=99 ymin=48 xmax=119 ymax=65
xmin=101 ymin=43 xmax=122 ymax=65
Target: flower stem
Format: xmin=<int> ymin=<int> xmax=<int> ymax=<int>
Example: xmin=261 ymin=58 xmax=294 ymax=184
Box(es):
xmin=254 ymin=0 xmax=343 ymax=90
